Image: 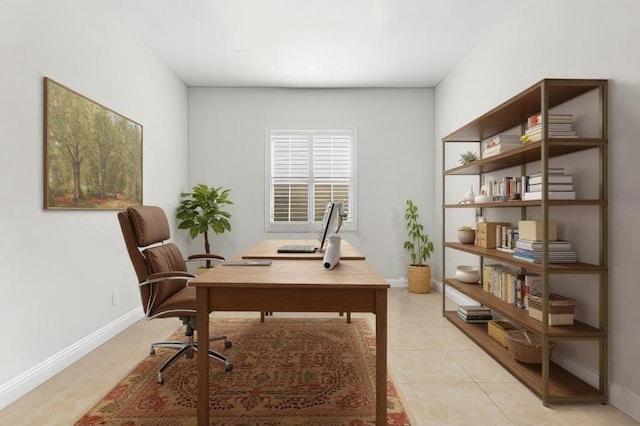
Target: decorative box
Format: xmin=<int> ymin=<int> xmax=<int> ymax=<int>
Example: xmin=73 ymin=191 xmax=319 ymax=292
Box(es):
xmin=487 ymin=320 xmax=516 ymax=347
xmin=475 ymin=222 xmax=510 ymax=248
xmin=528 ymin=293 xmax=576 ymax=325
xmin=518 ymin=220 xmax=558 ymax=241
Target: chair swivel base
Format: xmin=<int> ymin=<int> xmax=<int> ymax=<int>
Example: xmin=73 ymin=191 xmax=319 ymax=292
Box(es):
xmin=150 ymin=336 xmax=233 ymax=384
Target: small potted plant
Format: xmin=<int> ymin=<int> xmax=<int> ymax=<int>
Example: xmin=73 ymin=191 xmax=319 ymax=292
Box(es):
xmin=459 ymin=151 xmax=478 ymax=164
xmin=457 ymin=225 xmax=476 ymax=244
xmin=403 ymin=199 xmax=435 ymax=293
xmin=176 ymin=184 xmax=233 ymax=270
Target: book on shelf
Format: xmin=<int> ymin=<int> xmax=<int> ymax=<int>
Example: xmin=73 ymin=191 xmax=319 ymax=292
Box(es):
xmin=523 ymin=273 xmax=542 ymax=309
xmin=513 ymin=248 xmax=577 ymax=263
xmin=528 ymin=174 xmax=573 ymax=185
xmin=529 ymin=168 xmax=565 ymax=177
xmin=527 ymin=113 xmax=574 ymax=127
xmin=482 ymin=143 xmax=522 ymax=158
xmin=527 ymin=183 xmax=574 ymax=192
xmin=522 ymin=132 xmax=578 ymax=143
xmin=458 ymin=305 xmax=491 ymax=316
xmin=515 ymin=239 xmax=574 ymax=251
xmin=523 ymin=191 xmax=576 ymax=200
xmin=485 ymin=134 xmax=522 ymax=147
xmin=456 ymin=311 xmax=492 ymax=323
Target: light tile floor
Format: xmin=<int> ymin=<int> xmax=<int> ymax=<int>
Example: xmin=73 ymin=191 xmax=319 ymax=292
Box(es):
xmin=0 ymin=288 xmax=637 ymax=425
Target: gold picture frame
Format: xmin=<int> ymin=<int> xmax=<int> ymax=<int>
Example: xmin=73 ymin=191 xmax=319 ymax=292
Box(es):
xmin=43 ymin=77 xmax=143 ymax=209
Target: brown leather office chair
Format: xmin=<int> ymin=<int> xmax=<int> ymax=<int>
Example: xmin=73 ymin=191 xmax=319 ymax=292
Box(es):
xmin=118 ymin=205 xmax=233 ymax=384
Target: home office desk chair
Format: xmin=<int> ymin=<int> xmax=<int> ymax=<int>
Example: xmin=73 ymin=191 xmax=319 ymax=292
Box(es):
xmin=118 ymin=205 xmax=233 ymax=384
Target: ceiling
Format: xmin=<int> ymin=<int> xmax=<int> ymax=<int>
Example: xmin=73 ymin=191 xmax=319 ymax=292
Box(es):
xmin=114 ymin=0 xmax=519 ymax=88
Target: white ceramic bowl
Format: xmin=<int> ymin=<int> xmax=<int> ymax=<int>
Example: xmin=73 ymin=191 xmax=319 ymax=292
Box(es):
xmin=457 ymin=229 xmax=476 ymax=244
xmin=455 ymin=265 xmax=481 ymax=283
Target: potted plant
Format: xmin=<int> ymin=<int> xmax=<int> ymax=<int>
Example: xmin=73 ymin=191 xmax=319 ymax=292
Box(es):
xmin=176 ymin=184 xmax=233 ymax=270
xmin=459 ymin=151 xmax=478 ymax=164
xmin=403 ymin=199 xmax=435 ymax=293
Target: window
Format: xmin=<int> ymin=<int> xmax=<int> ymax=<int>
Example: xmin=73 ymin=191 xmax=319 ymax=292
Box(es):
xmin=266 ymin=129 xmax=356 ymax=232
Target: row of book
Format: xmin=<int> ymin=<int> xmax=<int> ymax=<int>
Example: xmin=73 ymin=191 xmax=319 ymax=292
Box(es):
xmin=457 ymin=305 xmax=493 ymax=323
xmin=481 ymin=168 xmax=577 ymax=202
xmin=523 ymin=113 xmax=578 ymax=143
xmin=513 ymin=238 xmax=577 ymax=264
xmin=482 ymin=112 xmax=579 ymax=158
xmin=483 ymin=265 xmax=543 ymax=308
xmin=522 ymin=168 xmax=576 ymax=201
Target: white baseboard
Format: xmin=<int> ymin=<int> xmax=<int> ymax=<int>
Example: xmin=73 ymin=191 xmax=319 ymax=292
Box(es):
xmin=0 ymin=307 xmax=143 ymax=411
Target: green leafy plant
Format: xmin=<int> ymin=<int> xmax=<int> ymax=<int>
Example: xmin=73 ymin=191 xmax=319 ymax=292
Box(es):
xmin=403 ymin=200 xmax=434 ymax=266
xmin=459 ymin=151 xmax=479 ymax=164
xmin=176 ymin=184 xmax=232 ymax=267
xmin=458 ymin=225 xmax=474 ymax=231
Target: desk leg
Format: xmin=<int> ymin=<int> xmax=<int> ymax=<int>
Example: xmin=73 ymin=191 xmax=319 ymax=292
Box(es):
xmin=376 ymin=289 xmax=388 ymax=426
xmin=196 ymin=287 xmax=210 ymax=425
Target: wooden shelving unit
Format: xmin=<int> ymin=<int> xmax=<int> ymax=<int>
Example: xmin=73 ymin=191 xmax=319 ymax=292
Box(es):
xmin=441 ymin=78 xmax=608 ymax=405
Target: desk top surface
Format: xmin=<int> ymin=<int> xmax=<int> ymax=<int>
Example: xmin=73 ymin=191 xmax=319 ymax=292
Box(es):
xmin=240 ymin=239 xmax=365 ymax=260
xmin=190 ymin=259 xmax=388 ymax=289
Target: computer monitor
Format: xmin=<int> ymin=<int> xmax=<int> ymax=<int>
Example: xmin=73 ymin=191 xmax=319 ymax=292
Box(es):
xmin=317 ymin=202 xmax=343 ymax=252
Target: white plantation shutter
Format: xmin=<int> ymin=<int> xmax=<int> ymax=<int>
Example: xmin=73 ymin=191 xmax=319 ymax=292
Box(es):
xmin=313 ymin=135 xmax=351 ymax=221
xmin=271 ymin=134 xmax=310 ymax=222
xmin=268 ymin=129 xmax=355 ymax=231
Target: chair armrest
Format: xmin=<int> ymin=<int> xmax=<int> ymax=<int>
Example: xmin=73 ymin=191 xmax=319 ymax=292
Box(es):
xmin=144 ymin=271 xmax=196 ymax=286
xmin=187 ymin=253 xmax=226 ymax=261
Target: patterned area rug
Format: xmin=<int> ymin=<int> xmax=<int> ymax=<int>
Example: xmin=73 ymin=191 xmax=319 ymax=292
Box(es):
xmin=75 ymin=318 xmax=410 ymax=425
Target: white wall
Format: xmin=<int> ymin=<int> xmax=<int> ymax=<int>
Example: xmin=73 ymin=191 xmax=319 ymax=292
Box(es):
xmin=435 ymin=0 xmax=640 ymax=419
xmin=188 ymin=88 xmax=435 ymax=280
xmin=0 ymin=0 xmax=189 ymax=407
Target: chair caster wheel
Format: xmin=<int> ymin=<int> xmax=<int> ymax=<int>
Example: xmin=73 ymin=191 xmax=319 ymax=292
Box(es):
xmin=157 ymin=372 xmax=164 ymax=385
xmin=225 ymin=340 xmax=232 ymax=348
xmin=225 ymin=363 xmax=233 ymax=372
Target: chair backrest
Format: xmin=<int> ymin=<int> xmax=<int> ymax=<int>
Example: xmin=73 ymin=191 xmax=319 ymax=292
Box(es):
xmin=118 ymin=205 xmax=189 ymax=315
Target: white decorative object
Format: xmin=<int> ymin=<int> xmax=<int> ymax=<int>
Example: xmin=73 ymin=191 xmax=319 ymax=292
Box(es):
xmin=458 ymin=186 xmax=475 ymax=204
xmin=474 ymin=194 xmax=491 ymax=203
xmin=455 ymin=265 xmax=481 ymax=283
xmin=323 ymin=234 xmax=341 ymax=270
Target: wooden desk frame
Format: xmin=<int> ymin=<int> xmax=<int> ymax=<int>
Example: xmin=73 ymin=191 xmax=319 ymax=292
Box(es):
xmin=191 ymin=259 xmax=389 ymax=425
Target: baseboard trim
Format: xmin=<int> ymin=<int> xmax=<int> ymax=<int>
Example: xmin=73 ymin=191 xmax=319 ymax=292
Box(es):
xmin=0 ymin=307 xmax=143 ymax=411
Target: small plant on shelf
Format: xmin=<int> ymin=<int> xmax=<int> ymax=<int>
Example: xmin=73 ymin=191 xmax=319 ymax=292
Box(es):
xmin=459 ymin=151 xmax=479 ymax=164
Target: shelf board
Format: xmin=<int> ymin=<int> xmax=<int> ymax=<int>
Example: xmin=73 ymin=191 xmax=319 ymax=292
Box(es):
xmin=444 ymin=311 xmax=605 ymax=402
xmin=443 ymin=139 xmax=606 ymax=175
xmin=444 ymin=279 xmax=605 ymax=338
xmin=444 ymin=199 xmax=605 ymax=208
xmin=444 ymin=242 xmax=604 ymax=273
xmin=442 ymin=78 xmax=607 ymax=142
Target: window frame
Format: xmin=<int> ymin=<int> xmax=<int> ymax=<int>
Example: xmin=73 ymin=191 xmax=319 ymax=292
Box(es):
xmin=265 ymin=127 xmax=357 ymax=233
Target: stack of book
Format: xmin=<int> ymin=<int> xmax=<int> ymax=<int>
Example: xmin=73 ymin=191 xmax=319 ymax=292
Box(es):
xmin=513 ymin=239 xmax=577 ymax=263
xmin=523 ymin=168 xmax=576 ymax=200
xmin=522 ymin=113 xmax=577 ymax=143
xmin=482 ymin=134 xmax=522 ymax=158
xmin=456 ymin=305 xmax=493 ymax=323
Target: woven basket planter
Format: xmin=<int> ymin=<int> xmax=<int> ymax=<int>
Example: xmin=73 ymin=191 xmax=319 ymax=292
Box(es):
xmin=407 ymin=264 xmax=431 ymax=293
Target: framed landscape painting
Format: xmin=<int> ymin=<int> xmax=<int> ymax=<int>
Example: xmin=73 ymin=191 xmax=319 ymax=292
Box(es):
xmin=43 ymin=77 xmax=143 ymax=209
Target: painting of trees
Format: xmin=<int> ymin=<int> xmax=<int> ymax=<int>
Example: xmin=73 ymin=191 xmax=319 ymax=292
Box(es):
xmin=44 ymin=78 xmax=142 ymax=209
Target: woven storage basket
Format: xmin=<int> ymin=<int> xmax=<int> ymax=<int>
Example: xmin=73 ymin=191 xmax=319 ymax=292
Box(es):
xmin=487 ymin=320 xmax=516 ymax=347
xmin=505 ymin=330 xmax=554 ymax=364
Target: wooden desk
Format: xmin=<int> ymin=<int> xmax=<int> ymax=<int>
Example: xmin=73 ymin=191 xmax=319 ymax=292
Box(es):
xmin=240 ymin=239 xmax=365 ymax=322
xmin=190 ymin=259 xmax=389 ymax=425
xmin=240 ymin=239 xmax=365 ymax=260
